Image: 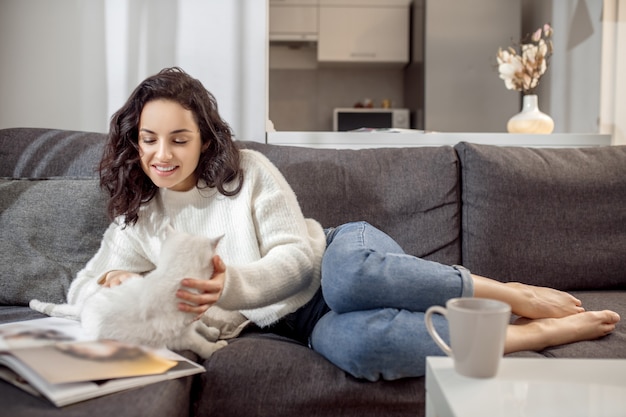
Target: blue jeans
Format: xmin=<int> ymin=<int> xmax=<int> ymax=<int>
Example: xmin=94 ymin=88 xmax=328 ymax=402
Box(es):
xmin=310 ymin=221 xmax=474 ymax=381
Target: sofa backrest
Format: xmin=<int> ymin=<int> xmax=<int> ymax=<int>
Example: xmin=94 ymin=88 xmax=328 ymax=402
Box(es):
xmin=0 ymin=128 xmax=108 ymax=305
xmin=0 ymin=178 xmax=109 ymax=305
xmin=3 ymin=127 xmax=624 ymax=301
xmin=456 ymin=142 xmax=626 ymax=291
xmin=0 ymin=128 xmax=464 ymax=265
xmin=242 ymin=141 xmax=462 ymax=266
xmin=0 ymin=128 xmax=105 ymax=178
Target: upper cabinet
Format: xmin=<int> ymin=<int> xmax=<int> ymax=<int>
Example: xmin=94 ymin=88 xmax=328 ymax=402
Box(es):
xmin=269 ymin=0 xmax=319 ymax=41
xmin=317 ymin=0 xmax=411 ymax=64
xmin=269 ymin=0 xmax=412 ymax=65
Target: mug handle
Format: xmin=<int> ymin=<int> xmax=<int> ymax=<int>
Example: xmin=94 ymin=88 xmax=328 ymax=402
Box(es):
xmin=424 ymin=305 xmax=452 ymax=356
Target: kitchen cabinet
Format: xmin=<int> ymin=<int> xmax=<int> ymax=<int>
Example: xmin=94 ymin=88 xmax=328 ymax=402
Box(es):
xmin=269 ymin=0 xmax=318 ymax=41
xmin=317 ymin=0 xmax=411 ymax=64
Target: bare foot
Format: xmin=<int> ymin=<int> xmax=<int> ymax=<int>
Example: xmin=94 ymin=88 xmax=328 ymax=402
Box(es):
xmin=505 ymin=310 xmax=621 ymax=353
xmin=505 ymin=282 xmax=585 ymax=319
xmin=471 ymin=275 xmax=584 ymax=319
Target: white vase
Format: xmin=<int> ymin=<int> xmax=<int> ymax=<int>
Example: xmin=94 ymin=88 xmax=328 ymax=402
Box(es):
xmin=507 ymin=94 xmax=554 ymax=134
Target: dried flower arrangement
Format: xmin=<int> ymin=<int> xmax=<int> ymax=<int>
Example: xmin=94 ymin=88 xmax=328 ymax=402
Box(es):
xmin=497 ymin=24 xmax=553 ymax=95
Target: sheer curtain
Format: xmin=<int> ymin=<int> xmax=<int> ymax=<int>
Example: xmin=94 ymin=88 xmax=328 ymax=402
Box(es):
xmin=600 ymin=0 xmax=626 ymax=145
xmin=0 ymin=0 xmax=267 ymax=142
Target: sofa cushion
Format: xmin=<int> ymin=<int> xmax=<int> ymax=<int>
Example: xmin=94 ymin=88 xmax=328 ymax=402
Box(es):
xmin=242 ymin=142 xmax=462 ymax=265
xmin=456 ymin=142 xmax=626 ymax=290
xmin=0 ymin=128 xmax=105 ymax=178
xmin=0 ymin=306 xmax=48 ymax=325
xmin=195 ymin=331 xmax=424 ymax=417
xmin=0 ymin=179 xmax=110 ymax=306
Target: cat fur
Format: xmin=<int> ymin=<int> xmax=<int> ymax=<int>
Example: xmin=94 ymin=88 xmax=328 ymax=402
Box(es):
xmin=30 ymin=227 xmax=227 ymax=358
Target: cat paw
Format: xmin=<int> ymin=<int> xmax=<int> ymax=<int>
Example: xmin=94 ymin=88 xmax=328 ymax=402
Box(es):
xmin=194 ymin=321 xmax=221 ymax=342
xmin=29 ymin=299 xmax=44 ymax=311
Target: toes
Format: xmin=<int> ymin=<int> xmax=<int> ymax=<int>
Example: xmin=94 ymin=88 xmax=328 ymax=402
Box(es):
xmin=590 ymin=310 xmax=620 ymax=326
xmin=605 ymin=310 xmax=621 ymax=323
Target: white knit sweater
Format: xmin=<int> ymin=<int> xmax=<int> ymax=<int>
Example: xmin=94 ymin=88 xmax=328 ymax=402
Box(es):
xmin=39 ymin=149 xmax=326 ymax=329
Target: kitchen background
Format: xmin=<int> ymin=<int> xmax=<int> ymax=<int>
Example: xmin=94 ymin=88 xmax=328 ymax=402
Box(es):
xmin=268 ymin=0 xmax=605 ymax=133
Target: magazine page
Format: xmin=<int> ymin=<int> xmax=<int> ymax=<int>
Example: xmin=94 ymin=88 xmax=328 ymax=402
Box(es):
xmin=0 ymin=355 xmax=204 ymax=407
xmin=11 ymin=340 xmax=177 ymax=384
xmin=0 ymin=317 xmax=205 ymax=407
xmin=0 ymin=317 xmax=91 ymax=350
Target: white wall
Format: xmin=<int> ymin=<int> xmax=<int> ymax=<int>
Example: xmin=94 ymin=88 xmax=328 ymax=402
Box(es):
xmin=0 ymin=1 xmax=108 ymax=132
xmin=0 ymin=0 xmax=268 ymax=142
xmin=422 ymin=0 xmax=521 ymax=132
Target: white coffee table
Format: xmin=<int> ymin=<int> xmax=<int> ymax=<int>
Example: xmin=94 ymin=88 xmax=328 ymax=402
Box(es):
xmin=425 ymin=356 xmax=626 ymax=417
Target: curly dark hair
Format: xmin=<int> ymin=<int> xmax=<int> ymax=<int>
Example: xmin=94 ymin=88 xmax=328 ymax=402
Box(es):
xmin=100 ymin=67 xmax=243 ymax=226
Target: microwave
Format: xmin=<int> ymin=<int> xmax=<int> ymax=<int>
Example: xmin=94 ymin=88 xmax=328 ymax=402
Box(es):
xmin=333 ymin=108 xmax=410 ymax=131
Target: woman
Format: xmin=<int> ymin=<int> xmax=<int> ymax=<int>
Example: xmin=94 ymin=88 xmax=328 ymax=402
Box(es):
xmin=42 ymin=67 xmax=620 ymax=381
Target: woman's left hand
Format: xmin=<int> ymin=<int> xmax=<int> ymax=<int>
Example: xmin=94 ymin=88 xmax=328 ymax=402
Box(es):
xmin=177 ymin=255 xmax=226 ymax=317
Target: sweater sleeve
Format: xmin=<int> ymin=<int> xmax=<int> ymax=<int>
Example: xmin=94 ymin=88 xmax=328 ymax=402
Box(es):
xmin=66 ymin=221 xmax=156 ymax=307
xmin=215 ymin=151 xmax=325 ymax=325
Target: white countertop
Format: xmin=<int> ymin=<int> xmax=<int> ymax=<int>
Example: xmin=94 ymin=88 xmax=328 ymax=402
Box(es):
xmin=266 ymin=131 xmax=613 ymax=149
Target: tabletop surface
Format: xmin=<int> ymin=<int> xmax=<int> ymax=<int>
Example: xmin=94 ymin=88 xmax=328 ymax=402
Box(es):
xmin=425 ymin=356 xmax=626 ymax=417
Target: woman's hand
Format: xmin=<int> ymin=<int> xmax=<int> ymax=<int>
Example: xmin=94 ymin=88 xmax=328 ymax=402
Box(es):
xmin=98 ymin=270 xmax=142 ymax=287
xmin=177 ymin=255 xmax=226 ymax=317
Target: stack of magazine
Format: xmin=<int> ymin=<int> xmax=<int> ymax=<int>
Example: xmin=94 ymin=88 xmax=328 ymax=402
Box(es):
xmin=0 ymin=317 xmax=205 ymax=407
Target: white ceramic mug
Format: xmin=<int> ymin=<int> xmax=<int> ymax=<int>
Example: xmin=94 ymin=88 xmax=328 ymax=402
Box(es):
xmin=425 ymin=297 xmax=511 ymax=378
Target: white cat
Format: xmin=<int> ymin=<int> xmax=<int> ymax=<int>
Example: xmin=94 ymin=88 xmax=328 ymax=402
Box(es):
xmin=30 ymin=227 xmax=227 ymax=358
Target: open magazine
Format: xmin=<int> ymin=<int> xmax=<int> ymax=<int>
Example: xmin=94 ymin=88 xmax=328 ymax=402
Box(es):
xmin=0 ymin=317 xmax=205 ymax=407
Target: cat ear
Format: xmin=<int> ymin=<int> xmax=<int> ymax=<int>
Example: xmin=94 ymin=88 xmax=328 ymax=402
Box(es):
xmin=166 ymin=224 xmax=176 ymax=237
xmin=211 ymin=234 xmax=225 ymax=248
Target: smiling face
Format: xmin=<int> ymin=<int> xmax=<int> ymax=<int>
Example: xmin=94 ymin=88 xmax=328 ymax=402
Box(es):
xmin=138 ymin=99 xmax=205 ymax=191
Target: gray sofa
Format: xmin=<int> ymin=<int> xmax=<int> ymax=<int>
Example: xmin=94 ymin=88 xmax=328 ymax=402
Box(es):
xmin=1 ymin=127 xmax=625 ymax=417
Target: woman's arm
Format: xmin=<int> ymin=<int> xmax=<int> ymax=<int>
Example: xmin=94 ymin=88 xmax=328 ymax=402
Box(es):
xmin=67 ymin=222 xmax=155 ymax=305
xmin=210 ymin=151 xmax=326 ymax=315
